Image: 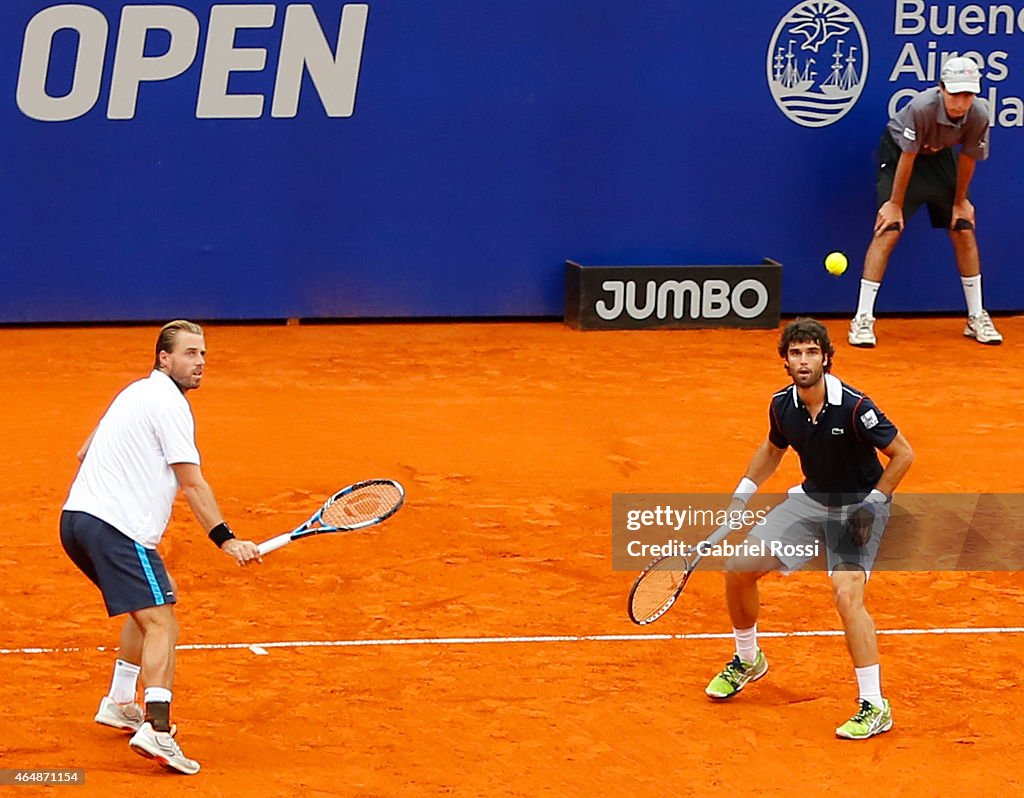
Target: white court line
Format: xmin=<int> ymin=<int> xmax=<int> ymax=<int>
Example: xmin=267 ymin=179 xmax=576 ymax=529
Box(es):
xmin=2 ymin=626 xmax=1024 ymax=656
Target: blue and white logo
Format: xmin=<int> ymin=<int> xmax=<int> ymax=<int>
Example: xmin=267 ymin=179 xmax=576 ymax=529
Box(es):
xmin=767 ymin=1 xmax=869 ymax=128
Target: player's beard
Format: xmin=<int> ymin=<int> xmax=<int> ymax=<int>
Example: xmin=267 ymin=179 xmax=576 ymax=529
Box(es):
xmin=787 ymin=362 xmax=824 ymax=389
xmin=170 ymin=368 xmax=203 ymax=392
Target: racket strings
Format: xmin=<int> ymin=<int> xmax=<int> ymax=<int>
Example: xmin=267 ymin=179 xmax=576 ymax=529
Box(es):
xmin=321 ymin=482 xmax=403 ymax=527
xmin=629 ymin=563 xmax=688 ymax=624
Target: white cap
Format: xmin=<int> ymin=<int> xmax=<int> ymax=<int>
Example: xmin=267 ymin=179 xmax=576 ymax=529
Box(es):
xmin=940 ymin=57 xmax=982 ymax=94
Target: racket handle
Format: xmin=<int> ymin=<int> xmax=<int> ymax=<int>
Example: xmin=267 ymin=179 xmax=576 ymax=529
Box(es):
xmin=257 ymin=534 xmax=293 ymax=556
xmin=704 ymin=522 xmax=734 ymax=549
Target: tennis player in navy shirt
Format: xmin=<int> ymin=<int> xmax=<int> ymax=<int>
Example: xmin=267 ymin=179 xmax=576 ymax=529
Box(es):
xmin=704 ymin=318 xmax=914 ymax=740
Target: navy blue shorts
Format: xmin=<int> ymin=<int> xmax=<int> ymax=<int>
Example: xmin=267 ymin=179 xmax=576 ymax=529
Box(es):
xmin=60 ymin=511 xmax=176 ymax=617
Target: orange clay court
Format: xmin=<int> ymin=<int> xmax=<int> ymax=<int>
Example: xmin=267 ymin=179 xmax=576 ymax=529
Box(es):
xmin=2 ymin=317 xmax=1023 ymax=797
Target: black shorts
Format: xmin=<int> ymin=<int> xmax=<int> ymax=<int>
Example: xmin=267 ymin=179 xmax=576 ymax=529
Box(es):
xmin=60 ymin=510 xmax=176 ymax=617
xmin=876 ymin=130 xmax=969 ymax=229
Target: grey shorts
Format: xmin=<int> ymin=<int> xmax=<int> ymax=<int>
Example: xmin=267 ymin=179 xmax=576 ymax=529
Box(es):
xmin=60 ymin=510 xmax=176 ymax=616
xmin=747 ymin=488 xmax=890 ymax=574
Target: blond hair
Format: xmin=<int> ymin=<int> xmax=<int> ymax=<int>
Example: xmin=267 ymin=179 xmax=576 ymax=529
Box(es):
xmin=153 ymin=320 xmax=204 ymax=369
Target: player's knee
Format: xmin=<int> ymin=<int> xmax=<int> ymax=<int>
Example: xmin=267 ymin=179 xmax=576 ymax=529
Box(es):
xmin=832 ymin=579 xmax=865 ymax=618
xmin=132 ymin=605 xmax=178 ymax=640
xmin=724 ymin=556 xmax=763 ymax=584
xmin=948 ymin=227 xmax=976 ymax=247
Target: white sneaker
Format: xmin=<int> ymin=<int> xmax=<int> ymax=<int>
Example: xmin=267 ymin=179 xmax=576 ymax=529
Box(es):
xmin=94 ymin=697 xmax=144 ymax=732
xmin=848 ymin=314 xmax=877 ymax=348
xmin=964 ymin=310 xmax=1003 ymax=344
xmin=129 ymin=722 xmax=200 ymax=775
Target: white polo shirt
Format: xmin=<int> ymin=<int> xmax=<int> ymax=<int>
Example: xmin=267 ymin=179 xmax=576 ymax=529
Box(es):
xmin=64 ymin=370 xmax=201 ymax=548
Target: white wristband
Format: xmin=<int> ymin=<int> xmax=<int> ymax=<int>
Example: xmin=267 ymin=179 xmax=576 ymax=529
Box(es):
xmin=733 ymin=477 xmax=758 ymax=506
xmin=865 ymin=488 xmax=888 ymax=504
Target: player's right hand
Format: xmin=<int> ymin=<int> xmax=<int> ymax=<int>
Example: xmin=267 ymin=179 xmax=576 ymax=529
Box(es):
xmin=874 ymin=201 xmax=903 ymax=237
xmin=221 ymin=538 xmax=263 ymax=566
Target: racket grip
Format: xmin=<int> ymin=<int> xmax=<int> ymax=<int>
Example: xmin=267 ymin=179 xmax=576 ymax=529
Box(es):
xmin=705 ymin=523 xmax=734 ymax=548
xmin=257 ymin=534 xmax=292 ymax=556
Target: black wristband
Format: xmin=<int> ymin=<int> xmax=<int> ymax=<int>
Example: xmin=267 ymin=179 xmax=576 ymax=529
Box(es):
xmin=208 ymin=522 xmax=236 ymax=548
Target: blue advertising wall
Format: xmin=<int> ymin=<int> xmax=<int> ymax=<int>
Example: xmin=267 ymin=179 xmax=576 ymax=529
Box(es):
xmin=2 ymin=1 xmax=1022 ymax=322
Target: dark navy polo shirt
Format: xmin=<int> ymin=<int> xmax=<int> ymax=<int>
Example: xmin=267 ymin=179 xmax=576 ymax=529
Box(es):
xmin=768 ymin=373 xmax=898 ymax=504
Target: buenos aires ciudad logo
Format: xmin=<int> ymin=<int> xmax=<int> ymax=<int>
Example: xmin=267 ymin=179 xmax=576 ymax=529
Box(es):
xmin=767 ymin=1 xmax=869 ymax=127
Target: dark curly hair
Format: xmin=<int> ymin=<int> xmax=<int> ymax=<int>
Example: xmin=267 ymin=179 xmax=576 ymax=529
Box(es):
xmin=777 ymin=317 xmax=834 ymax=372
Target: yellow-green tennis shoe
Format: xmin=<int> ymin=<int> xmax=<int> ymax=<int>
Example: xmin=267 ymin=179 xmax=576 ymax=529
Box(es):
xmin=835 ymin=699 xmax=893 ymax=740
xmin=704 ymin=650 xmax=768 ymax=700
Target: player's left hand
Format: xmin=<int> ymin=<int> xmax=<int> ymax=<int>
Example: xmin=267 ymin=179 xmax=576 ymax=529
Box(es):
xmin=846 ymin=505 xmax=877 ymax=546
xmin=846 ymin=490 xmax=888 ymax=547
xmin=951 ymin=199 xmax=976 ymax=230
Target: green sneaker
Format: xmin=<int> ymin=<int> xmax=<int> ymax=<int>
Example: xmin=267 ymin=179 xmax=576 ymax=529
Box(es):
xmin=704 ymin=650 xmax=768 ymax=700
xmin=835 ymin=699 xmax=893 ymax=740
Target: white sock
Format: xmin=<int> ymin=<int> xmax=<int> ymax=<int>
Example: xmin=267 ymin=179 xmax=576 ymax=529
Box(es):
xmin=856 ymin=280 xmax=881 ymax=318
xmin=144 ymin=686 xmax=173 ymax=704
xmin=108 ymin=658 xmax=141 ymax=704
xmin=855 ymin=664 xmax=884 ymax=709
xmin=733 ymin=625 xmax=758 ymax=664
xmin=961 ymin=275 xmax=983 ymax=318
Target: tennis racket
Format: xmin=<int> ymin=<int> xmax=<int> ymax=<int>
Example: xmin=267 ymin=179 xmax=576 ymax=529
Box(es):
xmin=257 ymin=479 xmax=405 ymax=556
xmin=627 ymin=523 xmax=733 ymax=625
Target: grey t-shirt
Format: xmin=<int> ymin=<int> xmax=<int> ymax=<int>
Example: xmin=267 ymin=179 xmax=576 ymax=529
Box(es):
xmin=886 ymin=87 xmax=990 ymax=160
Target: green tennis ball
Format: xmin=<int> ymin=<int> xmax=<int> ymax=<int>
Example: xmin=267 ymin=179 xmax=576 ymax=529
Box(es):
xmin=824 ymin=251 xmax=848 ymax=276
